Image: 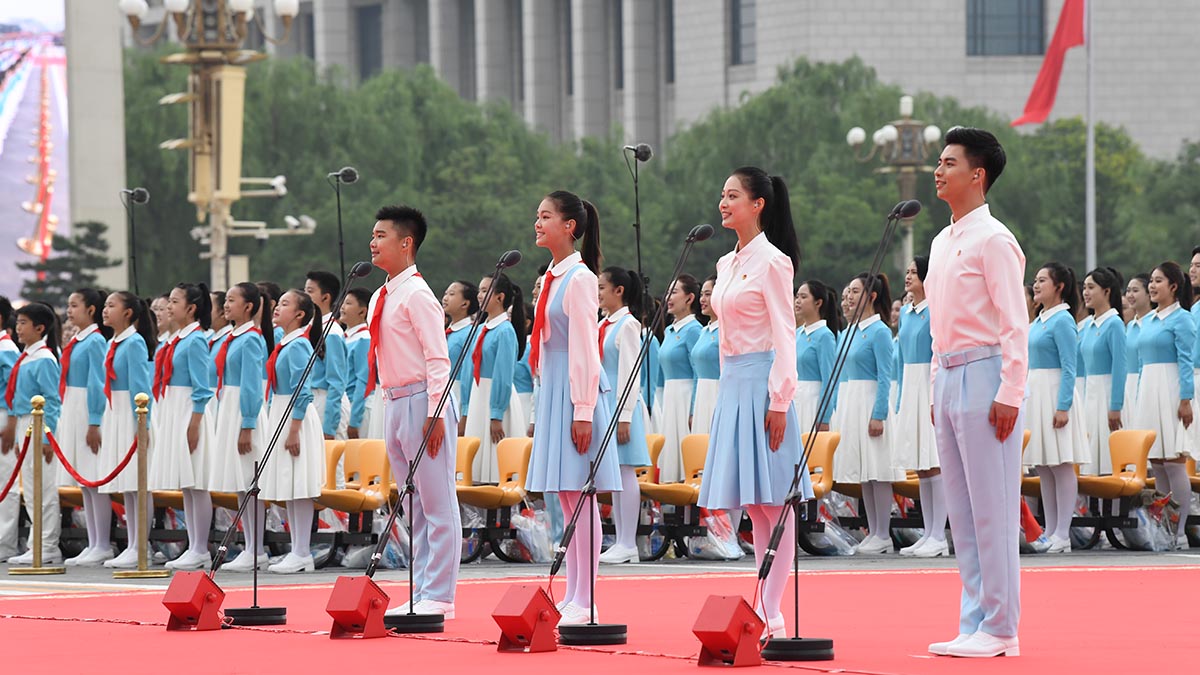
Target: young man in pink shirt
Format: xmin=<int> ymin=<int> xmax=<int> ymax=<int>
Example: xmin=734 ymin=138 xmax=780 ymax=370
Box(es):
xmin=925 ymin=127 xmax=1028 ymax=658
xmin=367 ymin=205 xmax=461 ymax=618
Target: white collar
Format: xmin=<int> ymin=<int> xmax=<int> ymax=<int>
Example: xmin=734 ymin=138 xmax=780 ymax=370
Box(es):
xmin=345 ymin=323 xmax=368 ymax=337
xmin=211 ymin=324 xmax=232 ymax=339
xmin=668 ymin=314 xmax=697 ymax=332
xmin=72 ymin=324 xmax=99 ymax=342
xmin=111 ymin=325 xmax=137 ymax=344
xmin=604 ymin=307 xmax=630 ymax=324
xmin=705 ymin=320 xmax=719 ymax=332
xmin=1155 ymin=302 xmax=1181 ymax=319
xmin=280 ymin=327 xmax=307 ymax=345
xmin=1092 ymin=308 xmax=1118 ymax=327
xmin=22 ymin=338 xmax=48 ymax=355
xmin=322 ymin=312 xmax=336 ymax=323
xmin=858 ymin=314 xmax=882 ymax=329
xmin=1037 ymin=303 xmax=1070 ymax=322
xmin=178 ymin=322 xmax=200 ymax=338
xmin=549 ymin=251 xmax=583 ymax=277
xmin=448 ymin=316 xmax=473 ymax=332
xmin=158 ymin=331 xmax=173 ymax=342
xmin=231 ymin=321 xmax=257 ymax=337
xmin=908 ymin=299 xmax=929 ymax=314
xmin=483 ymin=313 xmax=510 ymax=330
xmin=803 ymin=319 xmax=828 ymax=335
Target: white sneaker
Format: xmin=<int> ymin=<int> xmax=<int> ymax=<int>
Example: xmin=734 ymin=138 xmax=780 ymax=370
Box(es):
xmin=855 ymin=535 xmax=891 ymax=554
xmin=267 ymin=553 xmax=315 ymax=574
xmin=413 ymin=599 xmax=455 ymax=620
xmin=928 ymin=633 xmax=972 ymax=656
xmin=79 ymin=547 xmax=115 ymax=567
xmin=898 ymin=537 xmax=929 ymax=557
xmin=384 ymin=600 xmax=415 ymax=617
xmin=7 ymin=550 xmax=63 ymax=565
xmin=558 ymin=602 xmax=596 ymax=625
xmin=1046 ymin=536 xmax=1072 ymax=554
xmin=761 ymin=613 xmax=786 ymax=640
xmin=166 ymin=550 xmax=211 ymax=571
xmin=554 ymin=598 xmax=572 ymax=612
xmin=945 ymin=632 xmax=1019 ymax=657
xmin=598 ymin=544 xmax=638 ymax=564
xmin=65 ymin=548 xmax=95 ymax=566
xmin=1175 ymin=534 xmax=1190 ymax=550
xmin=910 ymin=538 xmax=951 ymax=558
xmin=104 ymin=547 xmax=141 ymax=569
xmin=221 ymin=550 xmax=268 ymax=572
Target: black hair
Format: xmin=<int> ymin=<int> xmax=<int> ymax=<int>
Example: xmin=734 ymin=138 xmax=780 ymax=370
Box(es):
xmin=673 ymin=274 xmax=704 ymax=323
xmin=345 ymin=287 xmax=373 ymax=316
xmin=912 ymin=255 xmax=929 ymax=283
xmin=112 ymin=291 xmax=158 ymax=358
xmin=1085 ymin=267 xmax=1124 ymax=317
xmin=489 ymin=273 xmax=527 ymax=359
xmin=257 ymin=280 xmax=283 ymax=305
xmin=546 ymin=190 xmax=602 ymax=273
xmin=451 ymin=280 xmax=480 ymax=317
xmin=304 ymin=271 xmax=340 ymax=308
xmin=1154 ymin=261 xmax=1193 ymax=311
xmin=853 ymin=272 xmax=892 ymax=319
xmin=536 ymin=264 xmax=549 ymax=276
xmin=522 ymin=302 xmax=534 ymax=334
xmin=174 ymin=282 xmax=213 ymax=331
xmin=943 ymin=126 xmax=1007 ymax=192
xmin=1192 ymin=246 xmax=1200 ymax=259
xmin=1037 ymin=262 xmax=1080 ymax=316
xmin=0 ymin=295 xmax=12 ymax=332
xmin=286 ymin=289 xmax=324 ymax=359
xmin=602 ymin=266 xmax=644 ymax=319
xmin=643 ymin=296 xmax=665 ymax=342
xmin=375 ymin=204 xmax=428 ymax=253
xmin=232 ymin=281 xmax=275 ymax=353
xmin=732 ymin=166 xmax=800 ymax=271
xmin=15 ymin=302 xmax=62 ymax=357
xmin=72 ymin=288 xmax=114 ymax=339
xmin=802 ymin=279 xmax=843 ymax=336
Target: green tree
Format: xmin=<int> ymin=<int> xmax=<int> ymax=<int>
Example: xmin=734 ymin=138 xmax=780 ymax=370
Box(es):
xmin=17 ymin=221 xmax=122 ymax=307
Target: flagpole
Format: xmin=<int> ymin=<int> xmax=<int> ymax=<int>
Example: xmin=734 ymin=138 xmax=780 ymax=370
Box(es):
xmin=1084 ymin=0 xmax=1096 ymax=272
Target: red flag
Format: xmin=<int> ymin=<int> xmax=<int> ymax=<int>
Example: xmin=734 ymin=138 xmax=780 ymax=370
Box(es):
xmin=1011 ymin=0 xmax=1085 ymax=126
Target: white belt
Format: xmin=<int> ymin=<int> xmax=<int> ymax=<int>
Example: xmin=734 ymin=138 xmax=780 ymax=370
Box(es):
xmin=936 ymin=344 xmax=1001 ymax=369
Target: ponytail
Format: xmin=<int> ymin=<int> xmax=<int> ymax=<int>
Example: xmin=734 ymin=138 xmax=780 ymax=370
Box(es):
xmin=492 ymin=273 xmax=527 ymax=360
xmin=15 ymin=302 xmax=62 ymax=357
xmin=853 ymin=272 xmax=892 ymax=319
xmin=74 ymin=288 xmax=113 ymax=339
xmin=287 ymin=289 xmax=324 ymax=359
xmin=602 ymin=266 xmax=644 ymax=320
xmin=234 ymin=281 xmax=274 ymax=353
xmin=1038 ymin=262 xmax=1079 ymax=316
xmin=547 ymin=190 xmax=603 ymax=273
xmin=732 ymin=167 xmax=800 ymax=271
xmin=176 ymin=282 xmax=213 ymax=331
xmin=674 ymin=274 xmax=704 ymax=323
xmin=803 ymin=279 xmax=843 ymax=336
xmin=1085 ymin=266 xmax=1124 ymax=317
xmin=114 ymin=291 xmax=157 ymax=358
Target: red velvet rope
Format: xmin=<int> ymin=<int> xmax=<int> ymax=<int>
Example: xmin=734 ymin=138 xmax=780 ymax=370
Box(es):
xmin=47 ymin=430 xmax=138 ymax=489
xmin=0 ymin=434 xmax=31 ymax=501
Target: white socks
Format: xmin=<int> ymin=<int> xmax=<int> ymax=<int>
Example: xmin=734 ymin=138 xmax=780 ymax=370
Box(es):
xmin=613 ymin=466 xmax=641 ymax=550
xmin=1035 ymin=464 xmax=1077 ymax=540
xmin=121 ymin=490 xmax=154 ymax=552
xmin=924 ymin=474 xmax=947 ymax=543
xmin=1162 ymin=461 xmax=1192 ymax=532
xmin=746 ymin=504 xmax=794 ymax=621
xmin=237 ymin=491 xmax=267 ymax=556
xmin=861 ymin=481 xmax=893 ymax=541
xmin=557 ymin=490 xmax=601 ymax=609
xmin=182 ymin=489 xmax=212 ymax=556
xmin=82 ymin=487 xmax=112 ymax=551
xmin=286 ymin=499 xmax=315 ymax=558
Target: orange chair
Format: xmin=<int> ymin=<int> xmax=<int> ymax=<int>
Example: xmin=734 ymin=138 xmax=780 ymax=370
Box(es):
xmin=636 ymin=434 xmax=666 ymax=482
xmin=1077 ymin=430 xmax=1154 ymax=500
xmin=456 ymin=438 xmax=532 ymax=563
xmin=317 ymin=439 xmax=389 ymax=513
xmin=640 ymin=434 xmax=707 ymax=506
xmin=803 ymin=432 xmax=840 ymax=501
xmin=385 ymin=436 xmax=479 ymax=505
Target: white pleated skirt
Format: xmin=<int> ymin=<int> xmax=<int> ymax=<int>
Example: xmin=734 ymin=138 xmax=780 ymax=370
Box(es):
xmin=258 ymin=398 xmax=325 ymax=501
xmin=1123 ymin=373 xmax=1138 ymax=429
xmin=691 ymin=379 xmax=719 ymax=437
xmin=464 ymin=378 xmax=528 ymax=484
xmin=148 ymin=386 xmax=209 ymax=490
xmin=831 ymin=380 xmax=903 ymax=483
xmin=793 ymin=380 xmax=822 ymax=439
xmin=99 ymin=395 xmax=140 ymax=495
xmin=894 ymin=363 xmax=938 ymax=471
xmin=1081 ymin=374 xmax=1115 ymax=475
xmin=656 ymin=379 xmax=694 ymax=483
xmin=1133 ymin=363 xmax=1193 ymax=461
xmin=515 ymin=392 xmax=533 ymax=432
xmin=1023 ymin=368 xmax=1088 ymax=466
xmin=363 ymin=389 xmax=386 ymax=440
xmin=312 ymin=389 xmax=350 ymax=440
xmin=650 ymin=387 xmax=665 ymax=436
xmin=206 ymin=385 xmax=267 ymax=492
xmin=56 ymin=386 xmax=95 ymax=487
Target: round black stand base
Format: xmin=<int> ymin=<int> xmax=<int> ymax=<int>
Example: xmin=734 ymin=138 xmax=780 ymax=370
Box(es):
xmin=383 ymin=613 xmax=445 ymax=633
xmin=225 ymin=606 xmax=287 ymax=626
xmin=558 ymin=622 xmax=628 ymax=645
xmin=761 ymin=636 xmax=835 ymax=661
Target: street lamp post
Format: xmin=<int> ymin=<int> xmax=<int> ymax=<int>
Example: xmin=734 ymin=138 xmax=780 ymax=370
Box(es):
xmin=846 ymin=95 xmax=942 ymax=275
xmin=119 ymin=0 xmax=301 ymax=290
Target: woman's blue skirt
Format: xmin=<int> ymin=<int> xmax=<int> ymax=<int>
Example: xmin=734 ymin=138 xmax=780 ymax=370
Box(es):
xmin=697 ymin=351 xmax=813 ymax=509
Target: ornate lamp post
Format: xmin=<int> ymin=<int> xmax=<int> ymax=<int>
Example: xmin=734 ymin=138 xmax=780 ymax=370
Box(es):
xmin=846 ymin=95 xmax=942 ymax=275
xmin=118 ymin=0 xmax=300 ymax=290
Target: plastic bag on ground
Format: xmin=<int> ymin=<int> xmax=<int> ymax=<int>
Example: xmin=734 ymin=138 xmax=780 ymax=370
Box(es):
xmin=687 ymin=508 xmax=745 ymax=560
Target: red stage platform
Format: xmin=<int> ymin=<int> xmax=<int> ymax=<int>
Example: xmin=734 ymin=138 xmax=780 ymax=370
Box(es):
xmin=2 ymin=565 xmax=1195 ymax=673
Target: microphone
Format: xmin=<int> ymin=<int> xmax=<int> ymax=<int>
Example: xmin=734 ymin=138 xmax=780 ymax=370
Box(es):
xmin=328 ymin=166 xmax=359 ymax=184
xmin=349 ymin=260 xmax=373 ymax=278
xmin=897 ymin=199 xmax=922 ymax=219
xmin=623 ymin=143 xmax=653 ymax=162
xmin=497 ymin=249 xmax=522 ymax=269
xmin=123 ymin=187 xmax=150 ymax=204
xmin=687 ymin=224 xmax=715 ymax=242
xmin=887 ymin=200 xmax=906 ymax=219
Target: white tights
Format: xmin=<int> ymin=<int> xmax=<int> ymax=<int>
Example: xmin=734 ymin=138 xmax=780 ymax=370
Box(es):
xmin=557 ymin=491 xmax=601 ymax=610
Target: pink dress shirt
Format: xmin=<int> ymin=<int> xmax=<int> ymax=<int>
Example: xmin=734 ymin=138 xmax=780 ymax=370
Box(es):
xmin=533 ymin=251 xmax=601 ymax=422
xmin=926 ymin=203 xmax=1029 ymax=408
xmin=711 ymin=232 xmax=798 ymax=412
xmin=368 ymin=264 xmax=451 ymax=418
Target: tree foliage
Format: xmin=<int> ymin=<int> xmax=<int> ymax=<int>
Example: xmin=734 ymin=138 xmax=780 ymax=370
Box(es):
xmin=17 ymin=221 xmax=122 ymax=308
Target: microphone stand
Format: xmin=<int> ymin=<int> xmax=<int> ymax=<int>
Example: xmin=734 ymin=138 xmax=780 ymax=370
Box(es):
xmin=553 ymin=224 xmax=713 ymax=646
xmin=203 ymin=262 xmax=370 ymax=626
xmin=121 ymin=191 xmax=141 ymax=296
xmin=363 ymin=250 xmax=521 ymax=633
xmin=759 ymin=201 xmax=915 ymax=661
xmin=623 ymin=147 xmax=657 ymax=398
xmin=327 ymin=175 xmax=349 ymax=281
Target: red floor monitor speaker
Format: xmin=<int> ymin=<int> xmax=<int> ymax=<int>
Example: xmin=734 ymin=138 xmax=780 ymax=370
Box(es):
xmin=162 ymin=571 xmax=225 ymax=632
xmin=492 ymin=584 xmax=560 ymax=653
xmin=692 ymin=595 xmax=764 ymax=667
xmin=326 ymin=576 xmax=390 ymax=639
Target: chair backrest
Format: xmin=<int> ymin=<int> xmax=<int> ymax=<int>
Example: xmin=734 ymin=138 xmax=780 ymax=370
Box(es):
xmin=495 ymin=437 xmax=533 ymax=487
xmin=646 ymin=434 xmax=665 ymax=468
xmin=803 ymin=431 xmax=840 ymax=498
xmin=457 ymin=436 xmax=481 ymax=485
xmin=353 ymin=440 xmax=389 ymax=498
xmin=1022 ymin=429 xmax=1031 ymax=452
xmin=1107 ymin=429 xmax=1154 ymax=480
xmin=681 ymin=434 xmax=709 ymax=487
xmin=342 ymin=438 xmax=373 ymax=485
xmin=323 ymin=440 xmax=346 ymax=490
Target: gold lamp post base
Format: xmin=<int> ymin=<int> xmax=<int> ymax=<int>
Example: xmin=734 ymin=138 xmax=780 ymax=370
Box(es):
xmin=113 ymin=569 xmax=172 ymax=579
xmin=9 ymin=565 xmax=66 ymax=576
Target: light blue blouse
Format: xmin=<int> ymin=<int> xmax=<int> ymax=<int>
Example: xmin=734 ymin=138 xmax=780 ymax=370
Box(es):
xmin=270 ymin=331 xmax=315 ymax=421
xmin=837 ymin=315 xmax=893 ymax=421
xmin=62 ymin=328 xmax=108 ymax=425
xmin=689 ymin=323 xmax=721 ymax=381
xmin=1028 ymin=305 xmax=1080 ymax=411
xmin=1137 ymin=303 xmax=1195 ymax=400
xmin=1078 ymin=309 xmax=1127 ymax=410
xmin=460 ymin=317 xmax=519 ymax=421
xmin=796 ymin=321 xmax=837 ymax=424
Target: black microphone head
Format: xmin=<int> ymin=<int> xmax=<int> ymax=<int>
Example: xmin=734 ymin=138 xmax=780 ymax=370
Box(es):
xmin=130 ymin=187 xmax=150 ymax=204
xmin=888 ymin=200 xmax=907 ymax=218
xmin=499 ymin=249 xmax=522 ymax=268
xmin=338 ymin=166 xmax=359 ymax=184
xmin=898 ymin=199 xmax=922 ymax=219
xmin=635 ymin=143 xmax=653 ymax=162
xmin=349 ymin=261 xmax=373 ymax=278
xmin=689 ymin=224 xmax=715 ymax=242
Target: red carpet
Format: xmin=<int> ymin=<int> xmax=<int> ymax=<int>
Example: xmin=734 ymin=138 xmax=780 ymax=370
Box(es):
xmin=2 ymin=566 xmax=1195 ymax=674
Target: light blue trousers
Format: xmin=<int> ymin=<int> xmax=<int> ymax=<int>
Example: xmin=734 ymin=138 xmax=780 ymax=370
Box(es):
xmin=384 ymin=389 xmax=461 ymax=604
xmin=933 ymin=355 xmax=1023 ymax=638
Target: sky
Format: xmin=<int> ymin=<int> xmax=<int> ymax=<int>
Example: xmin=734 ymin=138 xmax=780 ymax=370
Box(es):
xmin=0 ymin=0 xmax=64 ymax=31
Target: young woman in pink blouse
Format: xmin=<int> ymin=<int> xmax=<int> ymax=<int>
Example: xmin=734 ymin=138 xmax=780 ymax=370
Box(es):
xmin=697 ymin=167 xmax=813 ymax=639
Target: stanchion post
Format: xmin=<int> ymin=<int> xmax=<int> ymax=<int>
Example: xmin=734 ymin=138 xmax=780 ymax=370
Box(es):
xmin=115 ymin=393 xmax=169 ymax=579
xmin=10 ymin=396 xmax=64 ymax=575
